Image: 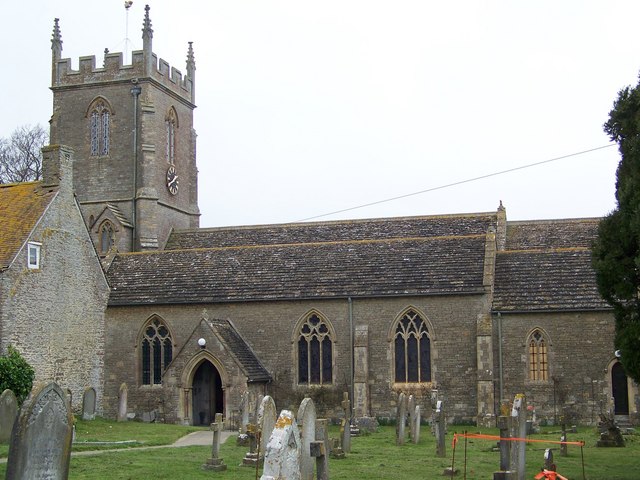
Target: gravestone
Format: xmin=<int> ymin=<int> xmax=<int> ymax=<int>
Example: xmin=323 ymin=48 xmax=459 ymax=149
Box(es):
xmin=64 ymin=389 xmax=72 ymax=411
xmin=0 ymin=389 xmax=18 ymax=443
xmin=6 ymin=383 xmax=73 ymax=480
xmin=258 ymin=396 xmax=278 ymax=455
xmin=560 ymin=425 xmax=568 ymax=457
xmin=202 ymin=418 xmax=227 ymax=471
xmin=396 ymin=392 xmax=407 ymax=446
xmin=298 ymin=397 xmax=317 ymax=480
xmin=260 ymin=410 xmax=301 ymax=480
xmin=340 ymin=392 xmax=351 ymax=453
xmin=408 ymin=395 xmax=416 ymax=443
xmin=510 ymin=394 xmax=527 ymax=480
xmin=310 ymin=441 xmax=329 ymax=480
xmin=497 ymin=415 xmax=511 ymax=471
xmin=239 ymin=391 xmax=250 ymax=433
xmin=81 ymin=387 xmax=96 ymax=421
xmin=117 ymin=383 xmax=128 ymax=422
xmin=413 ymin=405 xmax=421 ymax=444
xmin=434 ymin=400 xmax=446 ymax=457
xmin=316 ymin=419 xmax=331 ymax=457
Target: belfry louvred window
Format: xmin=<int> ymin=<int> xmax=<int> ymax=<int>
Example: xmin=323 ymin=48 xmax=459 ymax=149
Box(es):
xmin=394 ymin=309 xmax=431 ymax=383
xmin=89 ymin=100 xmax=110 ymax=156
xmin=298 ymin=313 xmax=333 ymax=385
xmin=141 ymin=318 xmax=173 ymax=385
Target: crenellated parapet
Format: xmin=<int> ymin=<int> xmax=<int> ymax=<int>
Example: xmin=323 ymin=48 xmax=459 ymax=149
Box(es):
xmin=52 ymin=50 xmax=194 ymax=104
xmin=50 ymin=4 xmax=195 ymax=105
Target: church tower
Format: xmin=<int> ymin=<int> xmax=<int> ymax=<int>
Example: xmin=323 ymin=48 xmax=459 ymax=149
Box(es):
xmin=49 ymin=5 xmax=199 ymax=254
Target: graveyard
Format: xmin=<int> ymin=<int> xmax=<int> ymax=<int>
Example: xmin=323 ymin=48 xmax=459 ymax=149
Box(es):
xmin=1 ymin=386 xmax=640 ymax=479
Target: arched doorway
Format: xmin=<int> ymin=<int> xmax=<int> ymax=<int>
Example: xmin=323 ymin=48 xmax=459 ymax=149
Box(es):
xmin=612 ymin=361 xmax=629 ymax=415
xmin=191 ymin=360 xmax=223 ymax=426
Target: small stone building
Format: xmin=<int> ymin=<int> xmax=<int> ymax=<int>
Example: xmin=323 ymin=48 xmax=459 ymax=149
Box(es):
xmin=0 ymin=146 xmax=109 ymax=413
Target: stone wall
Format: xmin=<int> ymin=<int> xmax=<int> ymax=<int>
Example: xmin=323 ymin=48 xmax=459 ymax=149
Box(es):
xmin=0 ymin=153 xmax=109 ymax=414
xmin=495 ymin=310 xmax=622 ymax=425
xmin=104 ymin=292 xmax=487 ymax=423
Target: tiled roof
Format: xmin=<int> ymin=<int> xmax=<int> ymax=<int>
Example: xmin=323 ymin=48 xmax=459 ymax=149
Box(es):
xmin=492 ymin=219 xmax=610 ymax=312
xmin=208 ymin=318 xmax=271 ymax=382
xmin=166 ymin=213 xmax=498 ymax=249
xmin=0 ymin=182 xmax=57 ymax=270
xmin=107 ymin=233 xmax=489 ymax=305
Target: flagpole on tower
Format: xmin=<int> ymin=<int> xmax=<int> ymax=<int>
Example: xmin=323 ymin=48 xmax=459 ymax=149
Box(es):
xmin=124 ymin=1 xmax=133 ymax=62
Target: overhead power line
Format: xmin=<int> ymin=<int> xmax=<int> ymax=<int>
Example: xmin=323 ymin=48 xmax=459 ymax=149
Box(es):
xmin=295 ymin=143 xmax=617 ymax=222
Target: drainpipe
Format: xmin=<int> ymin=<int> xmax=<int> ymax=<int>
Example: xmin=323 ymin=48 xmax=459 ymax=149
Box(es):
xmin=130 ymin=80 xmax=141 ymax=251
xmin=497 ymin=312 xmax=504 ymax=403
xmin=348 ymin=297 xmax=354 ymax=422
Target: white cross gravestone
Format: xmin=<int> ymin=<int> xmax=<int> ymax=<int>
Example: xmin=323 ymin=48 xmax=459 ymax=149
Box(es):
xmin=6 ymin=383 xmax=73 ymax=480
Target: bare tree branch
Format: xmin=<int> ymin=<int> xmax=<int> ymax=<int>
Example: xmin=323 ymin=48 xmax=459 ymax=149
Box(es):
xmin=0 ymin=124 xmax=48 ymax=184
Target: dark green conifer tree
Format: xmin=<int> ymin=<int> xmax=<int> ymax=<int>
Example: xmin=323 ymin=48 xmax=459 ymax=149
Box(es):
xmin=593 ymin=77 xmax=640 ymax=383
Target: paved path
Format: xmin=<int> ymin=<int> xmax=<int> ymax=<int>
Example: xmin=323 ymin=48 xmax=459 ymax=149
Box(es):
xmin=0 ymin=430 xmax=235 ymax=463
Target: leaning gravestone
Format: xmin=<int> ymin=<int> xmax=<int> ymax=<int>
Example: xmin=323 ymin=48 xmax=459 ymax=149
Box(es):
xmin=261 ymin=410 xmax=301 ymax=480
xmin=0 ymin=389 xmax=18 ymax=443
xmin=82 ymin=387 xmax=96 ymax=421
xmin=298 ymin=397 xmax=317 ymax=480
xmin=117 ymin=383 xmax=128 ymax=422
xmin=6 ymin=383 xmax=73 ymax=480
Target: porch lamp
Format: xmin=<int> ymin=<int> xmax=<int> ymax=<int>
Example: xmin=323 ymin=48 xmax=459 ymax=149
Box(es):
xmin=198 ymin=338 xmax=206 ymax=349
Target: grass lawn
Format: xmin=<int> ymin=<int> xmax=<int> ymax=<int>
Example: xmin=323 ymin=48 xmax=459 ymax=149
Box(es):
xmin=1 ymin=419 xmax=639 ymax=479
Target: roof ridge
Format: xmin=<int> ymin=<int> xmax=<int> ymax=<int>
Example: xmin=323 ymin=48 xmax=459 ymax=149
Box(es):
xmin=117 ymin=233 xmax=487 ymax=257
xmin=498 ymin=246 xmax=591 ymax=254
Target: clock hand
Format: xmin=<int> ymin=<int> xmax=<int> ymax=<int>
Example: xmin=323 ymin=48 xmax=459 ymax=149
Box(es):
xmin=168 ymin=175 xmax=179 ymax=187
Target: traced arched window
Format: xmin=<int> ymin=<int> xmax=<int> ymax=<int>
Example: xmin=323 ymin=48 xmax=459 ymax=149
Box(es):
xmin=165 ymin=108 xmax=178 ymax=164
xmin=98 ymin=220 xmax=115 ymax=255
xmin=528 ymin=329 xmax=549 ymax=381
xmin=297 ymin=312 xmax=333 ymax=385
xmin=141 ymin=317 xmax=173 ymax=385
xmin=89 ymin=99 xmax=111 ymax=156
xmin=394 ymin=309 xmax=431 ymax=383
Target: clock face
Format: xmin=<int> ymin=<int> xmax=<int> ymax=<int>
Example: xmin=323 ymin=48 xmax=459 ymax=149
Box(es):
xmin=166 ymin=165 xmax=179 ymax=195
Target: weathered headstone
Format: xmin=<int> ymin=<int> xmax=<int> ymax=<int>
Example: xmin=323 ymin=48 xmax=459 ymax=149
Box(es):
xmin=298 ymin=397 xmax=317 ymax=480
xmin=413 ymin=405 xmax=421 ymax=444
xmin=341 ymin=391 xmax=351 ymax=453
xmin=434 ymin=400 xmax=446 ymax=457
xmin=0 ymin=389 xmax=18 ymax=443
xmin=258 ymin=396 xmax=277 ymax=455
xmin=81 ymin=387 xmax=96 ymax=421
xmin=117 ymin=383 xmax=128 ymax=422
xmin=6 ymin=383 xmax=73 ymax=480
xmin=396 ymin=392 xmax=407 ymax=446
xmin=64 ymin=388 xmax=72 ymax=411
xmin=510 ymin=394 xmax=527 ymax=480
xmin=560 ymin=425 xmax=568 ymax=457
xmin=310 ymin=441 xmax=329 ymax=480
xmin=497 ymin=415 xmax=511 ymax=471
xmin=316 ymin=418 xmax=331 ymax=456
xmin=408 ymin=394 xmax=416 ymax=443
xmin=239 ymin=390 xmax=250 ymax=433
xmin=202 ymin=419 xmax=227 ymax=471
xmin=260 ymin=410 xmax=301 ymax=480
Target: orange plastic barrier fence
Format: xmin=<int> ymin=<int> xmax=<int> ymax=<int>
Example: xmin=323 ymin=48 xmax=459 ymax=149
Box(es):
xmin=452 ymin=432 xmax=585 ymax=448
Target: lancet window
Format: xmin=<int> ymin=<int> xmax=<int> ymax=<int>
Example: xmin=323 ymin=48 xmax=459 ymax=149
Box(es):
xmin=297 ymin=312 xmax=333 ymax=385
xmin=141 ymin=318 xmax=173 ymax=385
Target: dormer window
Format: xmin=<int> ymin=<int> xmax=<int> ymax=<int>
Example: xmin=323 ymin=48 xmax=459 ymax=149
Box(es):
xmin=27 ymin=242 xmax=41 ymax=269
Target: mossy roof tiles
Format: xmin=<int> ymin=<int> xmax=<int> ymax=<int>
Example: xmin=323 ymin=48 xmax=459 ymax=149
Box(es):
xmin=108 ymin=223 xmax=491 ymax=305
xmin=0 ymin=182 xmax=57 ymax=270
xmin=493 ymin=219 xmax=609 ymax=312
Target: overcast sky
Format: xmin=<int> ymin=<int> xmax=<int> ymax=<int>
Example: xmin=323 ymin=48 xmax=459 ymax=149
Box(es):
xmin=2 ymin=1 xmax=639 ymax=227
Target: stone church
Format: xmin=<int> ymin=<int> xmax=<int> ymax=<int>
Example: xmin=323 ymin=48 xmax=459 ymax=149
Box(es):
xmin=2 ymin=6 xmax=638 ymax=427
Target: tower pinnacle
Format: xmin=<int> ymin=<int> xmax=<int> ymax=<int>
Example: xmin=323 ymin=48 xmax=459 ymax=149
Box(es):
xmin=186 ymin=42 xmax=196 ymax=103
xmin=142 ymin=4 xmax=154 ymax=75
xmin=51 ymin=18 xmax=63 ymax=61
